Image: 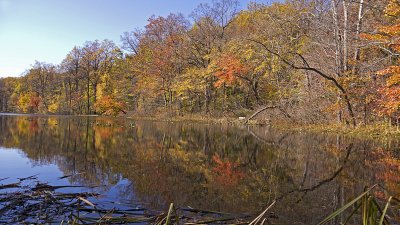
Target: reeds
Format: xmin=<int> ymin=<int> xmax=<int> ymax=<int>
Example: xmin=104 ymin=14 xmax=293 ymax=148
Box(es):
xmin=319 ymin=184 xmax=399 ymax=225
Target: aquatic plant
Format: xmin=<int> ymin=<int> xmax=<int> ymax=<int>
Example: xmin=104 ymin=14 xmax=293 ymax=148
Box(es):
xmin=319 ymin=184 xmax=399 ymax=225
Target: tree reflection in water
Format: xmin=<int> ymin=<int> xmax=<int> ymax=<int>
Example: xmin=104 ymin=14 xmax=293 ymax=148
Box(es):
xmin=0 ymin=115 xmax=399 ymax=224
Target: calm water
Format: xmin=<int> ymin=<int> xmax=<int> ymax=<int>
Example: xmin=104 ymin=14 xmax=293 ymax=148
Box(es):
xmin=0 ymin=114 xmax=399 ymax=224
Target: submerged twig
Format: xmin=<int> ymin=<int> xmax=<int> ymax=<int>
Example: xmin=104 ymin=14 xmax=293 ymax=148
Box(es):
xmin=0 ymin=177 xmax=278 ymax=224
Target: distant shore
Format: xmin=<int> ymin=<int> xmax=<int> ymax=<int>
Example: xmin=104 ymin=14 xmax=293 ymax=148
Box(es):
xmin=1 ymin=112 xmax=399 ymax=139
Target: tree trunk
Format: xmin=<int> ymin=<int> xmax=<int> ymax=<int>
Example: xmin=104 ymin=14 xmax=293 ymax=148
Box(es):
xmin=87 ymin=74 xmax=90 ymax=114
xmin=204 ymin=84 xmax=209 ymax=114
xmin=331 ymin=0 xmax=343 ymax=75
xmin=252 ymin=80 xmax=260 ymax=104
xmin=164 ymin=92 xmax=168 ymax=108
xmin=343 ymin=0 xmax=349 ymax=72
xmin=352 ymin=0 xmax=364 ymax=75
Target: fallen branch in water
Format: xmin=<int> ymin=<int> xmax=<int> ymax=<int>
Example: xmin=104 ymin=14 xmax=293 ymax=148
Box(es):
xmin=0 ymin=176 xmax=276 ymax=224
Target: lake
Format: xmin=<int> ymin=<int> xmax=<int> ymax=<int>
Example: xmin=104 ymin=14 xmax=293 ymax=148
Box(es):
xmin=0 ymin=114 xmax=399 ymax=224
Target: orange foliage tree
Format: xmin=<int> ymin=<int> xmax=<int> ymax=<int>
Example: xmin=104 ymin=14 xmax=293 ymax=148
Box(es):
xmin=94 ymin=95 xmax=127 ymax=116
xmin=362 ymin=0 xmax=400 ymax=120
xmin=214 ymin=54 xmax=249 ymax=88
xmin=29 ymin=93 xmax=41 ymax=112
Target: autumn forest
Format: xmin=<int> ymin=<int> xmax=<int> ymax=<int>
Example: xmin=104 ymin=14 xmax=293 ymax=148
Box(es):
xmin=0 ymin=0 xmax=399 ymax=126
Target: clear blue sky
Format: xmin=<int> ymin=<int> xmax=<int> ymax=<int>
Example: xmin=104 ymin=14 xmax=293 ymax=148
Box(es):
xmin=0 ymin=0 xmax=264 ymax=77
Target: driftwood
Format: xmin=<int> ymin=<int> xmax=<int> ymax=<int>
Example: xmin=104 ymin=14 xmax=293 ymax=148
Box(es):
xmin=0 ymin=175 xmax=276 ymax=224
xmin=244 ymin=106 xmax=276 ymax=125
xmin=244 ymin=105 xmax=294 ymax=125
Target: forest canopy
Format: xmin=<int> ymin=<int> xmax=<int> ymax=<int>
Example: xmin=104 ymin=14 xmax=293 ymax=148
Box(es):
xmin=0 ymin=0 xmax=398 ymax=126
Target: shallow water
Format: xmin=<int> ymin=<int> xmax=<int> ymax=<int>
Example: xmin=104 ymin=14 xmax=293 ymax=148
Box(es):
xmin=0 ymin=114 xmax=399 ymax=224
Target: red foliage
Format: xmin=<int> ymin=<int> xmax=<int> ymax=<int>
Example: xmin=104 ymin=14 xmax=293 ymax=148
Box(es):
xmin=29 ymin=93 xmax=41 ymax=112
xmin=214 ymin=55 xmax=249 ymax=87
xmin=28 ymin=118 xmax=39 ymax=133
xmin=211 ymin=154 xmax=245 ymax=187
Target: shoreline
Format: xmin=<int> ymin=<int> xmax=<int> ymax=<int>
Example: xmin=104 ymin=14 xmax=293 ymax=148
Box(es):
xmin=120 ymin=115 xmax=400 ymax=140
xmin=1 ymin=112 xmax=400 ymax=139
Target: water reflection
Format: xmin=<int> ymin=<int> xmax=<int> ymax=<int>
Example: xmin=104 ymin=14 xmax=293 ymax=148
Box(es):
xmin=0 ymin=114 xmax=399 ymax=224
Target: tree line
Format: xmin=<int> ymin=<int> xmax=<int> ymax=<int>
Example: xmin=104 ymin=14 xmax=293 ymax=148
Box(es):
xmin=0 ymin=0 xmax=398 ymax=126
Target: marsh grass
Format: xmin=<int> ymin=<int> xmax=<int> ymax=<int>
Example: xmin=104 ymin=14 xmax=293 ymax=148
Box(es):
xmin=319 ymin=184 xmax=399 ymax=225
xmin=271 ymin=122 xmax=400 ymax=140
